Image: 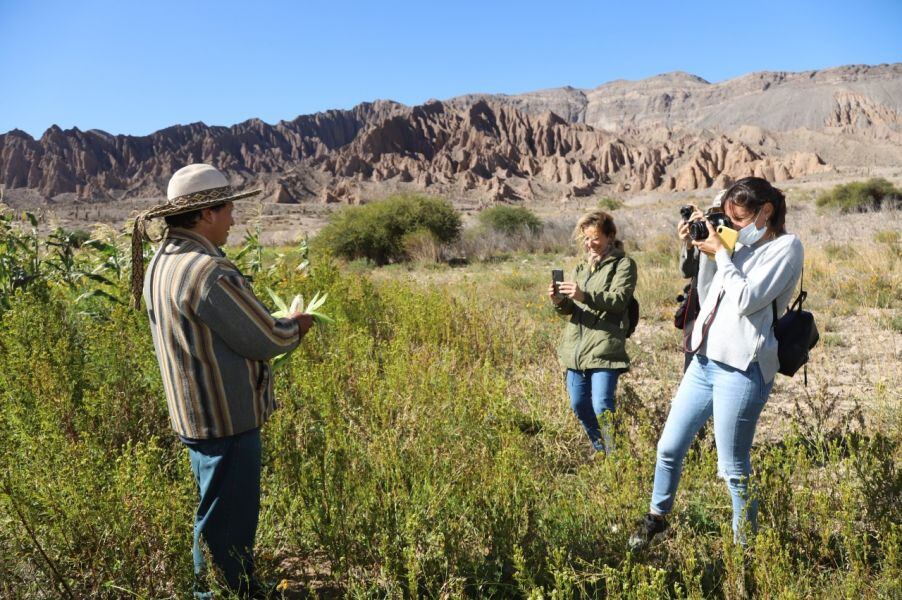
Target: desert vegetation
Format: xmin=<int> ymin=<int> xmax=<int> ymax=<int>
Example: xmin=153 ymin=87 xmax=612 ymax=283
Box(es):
xmin=314 ymin=194 xmax=462 ymax=265
xmin=815 ymin=178 xmax=902 ymax=213
xmin=477 ymin=206 xmax=544 ymax=236
xmin=0 ymin=194 xmax=899 ymax=598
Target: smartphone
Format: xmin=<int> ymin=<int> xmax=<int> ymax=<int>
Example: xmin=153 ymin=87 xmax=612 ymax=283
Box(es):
xmin=551 ymin=269 xmax=564 ymax=298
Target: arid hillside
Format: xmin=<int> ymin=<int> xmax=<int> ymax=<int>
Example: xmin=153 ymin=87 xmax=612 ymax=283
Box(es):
xmin=1 ymin=63 xmax=901 ymax=219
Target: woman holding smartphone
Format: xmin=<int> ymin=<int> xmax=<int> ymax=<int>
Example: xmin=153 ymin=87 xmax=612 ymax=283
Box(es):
xmin=548 ymin=211 xmax=637 ymax=455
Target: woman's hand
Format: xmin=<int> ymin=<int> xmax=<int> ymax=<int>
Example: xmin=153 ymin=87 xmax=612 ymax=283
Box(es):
xmin=678 ymin=220 xmax=691 ymax=245
xmin=547 ymin=283 xmax=564 ymax=305
xmin=557 ymin=281 xmax=585 ymax=303
xmin=692 ymin=219 xmax=724 ymax=255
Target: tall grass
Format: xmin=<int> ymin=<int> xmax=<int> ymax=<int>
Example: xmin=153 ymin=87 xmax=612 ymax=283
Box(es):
xmin=0 ymin=210 xmax=899 ymax=597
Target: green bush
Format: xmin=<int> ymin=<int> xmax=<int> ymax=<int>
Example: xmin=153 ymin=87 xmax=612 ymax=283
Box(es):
xmin=816 ymin=178 xmax=902 ymax=213
xmin=597 ymin=197 xmax=625 ymax=211
xmin=477 ymin=205 xmax=543 ymax=236
xmin=316 ymin=194 xmax=461 ymax=265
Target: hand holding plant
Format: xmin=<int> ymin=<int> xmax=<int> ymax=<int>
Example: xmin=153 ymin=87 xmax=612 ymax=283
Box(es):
xmin=267 ymin=288 xmax=335 ymax=369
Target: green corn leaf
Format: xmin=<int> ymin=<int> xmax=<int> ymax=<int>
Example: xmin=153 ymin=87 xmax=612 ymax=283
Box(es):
xmin=233 ymin=245 xmax=254 ymax=260
xmin=266 ymin=288 xmax=290 ymax=313
xmin=309 ymin=311 xmax=335 ymax=324
xmin=306 ymin=292 xmax=328 ymax=313
xmin=76 ymin=288 xmax=124 ymax=305
xmin=80 ymin=272 xmax=117 ymax=286
xmin=271 ymin=352 xmax=291 ymax=371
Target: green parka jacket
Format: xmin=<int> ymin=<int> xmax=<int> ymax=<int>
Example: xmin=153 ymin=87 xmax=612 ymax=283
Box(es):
xmin=554 ymin=247 xmax=638 ymax=371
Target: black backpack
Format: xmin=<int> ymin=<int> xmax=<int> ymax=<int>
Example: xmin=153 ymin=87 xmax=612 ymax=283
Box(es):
xmin=772 ymin=269 xmax=819 ymax=383
xmin=616 ymin=256 xmax=639 ymax=338
xmin=625 ymin=295 xmax=640 ymax=338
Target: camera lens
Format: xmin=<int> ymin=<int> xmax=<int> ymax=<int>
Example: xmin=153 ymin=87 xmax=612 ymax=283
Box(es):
xmin=679 ymin=205 xmax=694 ymax=221
xmin=688 ymin=220 xmax=709 ymax=240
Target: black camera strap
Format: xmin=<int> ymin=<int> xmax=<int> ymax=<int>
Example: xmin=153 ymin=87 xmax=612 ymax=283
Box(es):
xmin=683 ymin=289 xmax=725 ymax=354
xmin=679 ymin=281 xmax=698 ymax=330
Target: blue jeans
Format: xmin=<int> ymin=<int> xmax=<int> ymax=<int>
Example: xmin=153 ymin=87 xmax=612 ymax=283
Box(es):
xmin=650 ymin=355 xmax=772 ymax=543
xmin=566 ymin=368 xmax=620 ymax=453
xmin=184 ymin=428 xmax=262 ymax=598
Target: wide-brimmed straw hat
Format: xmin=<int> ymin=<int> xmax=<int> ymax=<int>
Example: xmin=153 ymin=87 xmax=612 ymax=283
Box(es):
xmin=130 ymin=163 xmax=261 ymax=308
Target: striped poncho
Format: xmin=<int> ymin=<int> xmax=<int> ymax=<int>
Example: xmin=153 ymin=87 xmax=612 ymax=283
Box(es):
xmin=143 ymin=228 xmax=300 ymax=439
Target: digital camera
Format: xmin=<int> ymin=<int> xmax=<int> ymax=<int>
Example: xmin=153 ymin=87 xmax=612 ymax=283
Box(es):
xmin=687 ymin=210 xmax=734 ymax=241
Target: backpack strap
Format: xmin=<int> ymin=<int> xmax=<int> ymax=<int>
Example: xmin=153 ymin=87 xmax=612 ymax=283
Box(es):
xmin=772 ymin=266 xmax=807 ymax=327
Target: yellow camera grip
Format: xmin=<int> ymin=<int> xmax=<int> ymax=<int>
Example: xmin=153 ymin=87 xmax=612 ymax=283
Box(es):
xmin=716 ymin=225 xmax=738 ymax=254
xmin=700 ymin=226 xmax=738 ymax=256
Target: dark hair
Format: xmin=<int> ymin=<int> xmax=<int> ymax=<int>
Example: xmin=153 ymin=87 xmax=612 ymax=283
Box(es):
xmin=164 ymin=203 xmax=226 ymax=229
xmin=722 ymin=177 xmax=786 ymax=234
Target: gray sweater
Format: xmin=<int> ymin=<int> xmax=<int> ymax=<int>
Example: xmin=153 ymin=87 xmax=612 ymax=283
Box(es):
xmin=690 ymin=234 xmax=804 ymax=383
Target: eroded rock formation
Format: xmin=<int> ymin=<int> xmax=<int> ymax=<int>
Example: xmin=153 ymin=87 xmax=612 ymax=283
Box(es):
xmin=3 ymin=63 xmax=900 ymax=207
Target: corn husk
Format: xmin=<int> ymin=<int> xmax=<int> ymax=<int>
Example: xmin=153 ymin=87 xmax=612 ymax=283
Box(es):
xmin=266 ymin=288 xmax=335 ymax=369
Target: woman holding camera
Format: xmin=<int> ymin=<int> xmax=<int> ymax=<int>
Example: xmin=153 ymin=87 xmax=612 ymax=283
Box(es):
xmin=548 ymin=211 xmax=637 ymax=455
xmin=630 ymin=177 xmax=803 ymax=549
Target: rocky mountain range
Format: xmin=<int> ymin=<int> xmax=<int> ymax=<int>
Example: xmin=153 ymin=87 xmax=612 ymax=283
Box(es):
xmin=2 ymin=63 xmax=901 ymax=207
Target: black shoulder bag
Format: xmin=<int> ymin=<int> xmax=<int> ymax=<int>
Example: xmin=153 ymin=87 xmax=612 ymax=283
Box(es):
xmin=772 ymin=267 xmax=819 ymax=384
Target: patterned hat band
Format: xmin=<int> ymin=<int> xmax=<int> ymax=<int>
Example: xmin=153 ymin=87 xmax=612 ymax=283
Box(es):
xmin=169 ymin=185 xmax=233 ymax=207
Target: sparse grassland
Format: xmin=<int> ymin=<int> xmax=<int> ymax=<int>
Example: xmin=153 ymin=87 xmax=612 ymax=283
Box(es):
xmin=0 ymin=197 xmax=899 ymax=598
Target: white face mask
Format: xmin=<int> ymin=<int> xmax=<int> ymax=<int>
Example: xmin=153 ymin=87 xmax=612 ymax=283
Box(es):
xmin=737 ymin=217 xmax=767 ymax=246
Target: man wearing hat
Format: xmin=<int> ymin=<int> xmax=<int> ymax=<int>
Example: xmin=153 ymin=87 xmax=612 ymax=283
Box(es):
xmin=132 ymin=164 xmax=313 ymax=598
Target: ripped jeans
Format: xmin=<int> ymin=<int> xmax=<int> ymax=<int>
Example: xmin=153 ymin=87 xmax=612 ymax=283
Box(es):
xmin=650 ymin=354 xmax=772 ymax=543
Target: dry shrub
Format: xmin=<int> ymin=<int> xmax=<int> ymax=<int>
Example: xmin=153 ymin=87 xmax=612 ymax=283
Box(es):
xmin=455 ymin=217 xmax=575 ymax=261
xmin=402 ymin=229 xmax=444 ymax=264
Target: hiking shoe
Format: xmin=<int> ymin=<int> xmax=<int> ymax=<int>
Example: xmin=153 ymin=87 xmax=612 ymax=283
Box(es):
xmin=628 ymin=513 xmax=669 ymax=551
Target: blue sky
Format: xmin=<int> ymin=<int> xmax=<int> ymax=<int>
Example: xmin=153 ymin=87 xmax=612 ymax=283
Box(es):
xmin=1 ymin=0 xmax=900 ymax=138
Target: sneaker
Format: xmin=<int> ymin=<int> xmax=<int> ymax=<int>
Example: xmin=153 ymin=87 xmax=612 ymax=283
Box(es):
xmin=628 ymin=513 xmax=669 ymax=551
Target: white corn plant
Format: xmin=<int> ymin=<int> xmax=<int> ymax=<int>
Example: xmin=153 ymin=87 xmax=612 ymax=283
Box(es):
xmin=266 ymin=288 xmax=335 ymax=369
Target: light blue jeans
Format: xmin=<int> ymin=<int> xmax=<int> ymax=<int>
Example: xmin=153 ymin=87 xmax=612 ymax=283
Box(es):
xmin=650 ymin=355 xmax=772 ymax=543
xmin=566 ymin=368 xmax=620 ymax=453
